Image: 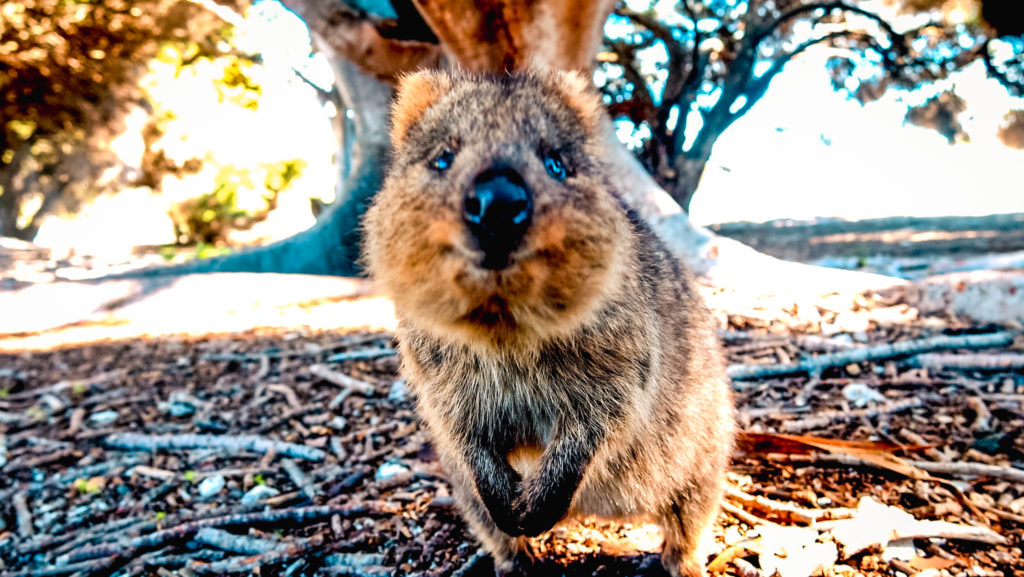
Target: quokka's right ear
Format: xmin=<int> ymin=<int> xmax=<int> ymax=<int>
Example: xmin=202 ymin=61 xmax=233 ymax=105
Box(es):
xmin=391 ymin=70 xmax=453 ymax=147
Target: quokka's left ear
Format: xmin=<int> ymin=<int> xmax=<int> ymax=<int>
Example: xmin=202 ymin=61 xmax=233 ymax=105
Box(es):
xmin=391 ymin=69 xmax=454 ymax=147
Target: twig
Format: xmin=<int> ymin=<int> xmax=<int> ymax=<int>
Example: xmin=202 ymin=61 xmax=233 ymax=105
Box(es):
xmin=36 ymin=516 xmax=153 ymax=558
xmin=309 ymin=364 xmax=377 ymax=395
xmin=105 ymin=433 xmax=327 ymax=462
xmin=3 ymin=448 xmax=80 ymax=473
xmin=190 ymin=533 xmax=324 ymax=574
xmin=198 ymin=335 xmax=390 ymax=363
xmin=13 ymin=491 xmax=34 ymax=538
xmin=281 ymin=458 xmax=317 ymax=501
xmin=781 ymin=397 xmax=922 ymax=434
xmin=266 ymin=383 xmax=303 ymax=408
xmin=0 ymin=454 xmax=145 ymax=502
xmin=63 ymin=503 xmax=392 ymax=563
xmin=724 ymin=486 xmax=855 ymax=524
xmin=2 ymin=556 xmax=118 ymax=577
xmin=325 ymin=348 xmax=397 ymax=363
xmin=907 ymin=460 xmax=1024 ymax=483
xmin=727 ymin=332 xmax=1014 ymax=381
xmin=720 ymin=501 xmax=774 ymax=527
xmin=321 ymin=552 xmax=388 ymax=575
xmin=1 ymin=369 xmax=124 ymax=401
xmin=193 ymin=527 xmax=284 ymax=555
xmin=906 ymin=352 xmax=1024 ymax=370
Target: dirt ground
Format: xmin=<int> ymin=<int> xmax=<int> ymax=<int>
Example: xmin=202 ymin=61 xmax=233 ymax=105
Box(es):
xmin=1 ymin=223 xmax=1023 ymax=577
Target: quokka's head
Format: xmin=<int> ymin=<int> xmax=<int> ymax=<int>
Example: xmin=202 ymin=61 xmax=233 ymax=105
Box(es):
xmin=364 ymin=69 xmax=632 ymax=347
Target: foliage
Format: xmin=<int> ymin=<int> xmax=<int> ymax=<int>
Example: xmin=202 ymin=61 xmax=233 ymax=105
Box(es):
xmin=169 ymin=160 xmax=306 ymax=246
xmin=996 ymin=109 xmax=1024 ymax=149
xmin=598 ymin=0 xmax=1024 ymax=209
xmin=904 ymin=90 xmax=968 ymax=143
xmin=0 ymin=0 xmax=248 ymax=240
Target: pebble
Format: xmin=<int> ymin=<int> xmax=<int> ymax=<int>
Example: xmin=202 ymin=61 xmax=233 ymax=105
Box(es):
xmin=197 ymin=474 xmax=226 ymax=499
xmin=328 ymin=416 xmax=348 ymax=431
xmin=842 ymin=382 xmax=885 ymax=407
xmin=89 ymin=410 xmax=120 ymax=425
xmin=241 ymin=484 xmax=280 ymax=505
xmin=375 ymin=462 xmax=411 ymax=481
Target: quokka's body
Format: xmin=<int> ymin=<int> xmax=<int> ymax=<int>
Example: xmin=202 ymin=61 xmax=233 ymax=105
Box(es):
xmin=363 ymin=69 xmax=734 ymax=577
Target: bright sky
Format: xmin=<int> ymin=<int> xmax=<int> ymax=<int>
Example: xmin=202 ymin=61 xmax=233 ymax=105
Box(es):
xmin=688 ymin=49 xmax=1024 ymax=226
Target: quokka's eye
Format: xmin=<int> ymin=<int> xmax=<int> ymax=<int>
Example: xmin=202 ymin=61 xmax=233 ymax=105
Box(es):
xmin=543 ymin=150 xmax=567 ymax=181
xmin=432 ymin=148 xmax=455 ymax=172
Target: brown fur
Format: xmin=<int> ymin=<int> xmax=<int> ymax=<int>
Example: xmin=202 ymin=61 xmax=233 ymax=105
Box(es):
xmin=363 ymin=69 xmax=735 ymax=577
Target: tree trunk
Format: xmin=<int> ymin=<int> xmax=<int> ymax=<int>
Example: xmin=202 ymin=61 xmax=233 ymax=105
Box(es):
xmin=120 ymin=56 xmax=391 ymax=278
xmin=0 ymin=190 xmax=22 ymax=240
xmin=0 ymin=144 xmax=34 ymax=241
xmin=666 ymin=152 xmax=712 ymax=214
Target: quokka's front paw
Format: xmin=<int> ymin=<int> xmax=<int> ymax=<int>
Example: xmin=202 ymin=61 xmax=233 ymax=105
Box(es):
xmin=493 ymin=548 xmax=535 ymax=577
xmin=512 ymin=488 xmax=569 ymax=537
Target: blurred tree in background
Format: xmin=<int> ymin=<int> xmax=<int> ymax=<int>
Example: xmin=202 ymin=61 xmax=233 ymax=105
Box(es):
xmin=598 ymin=0 xmax=1024 ymax=210
xmin=0 ymin=0 xmax=250 ymax=240
xmin=1 ymin=0 xmax=1021 ymax=276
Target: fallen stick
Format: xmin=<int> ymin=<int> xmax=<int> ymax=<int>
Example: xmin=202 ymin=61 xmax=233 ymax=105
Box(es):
xmin=727 ymin=332 xmax=1014 ymax=381
xmin=907 ymin=459 xmax=1024 ymax=483
xmin=193 ymin=527 xmax=284 ymax=555
xmin=198 ymin=335 xmax=391 ymax=363
xmin=190 ymin=533 xmax=323 ymax=574
xmin=906 ymin=352 xmax=1024 ymax=370
xmin=724 ymin=486 xmax=855 ymax=525
xmin=13 ymin=491 xmax=34 ymax=538
xmin=281 ymin=458 xmax=317 ymax=501
xmin=105 ymin=432 xmax=327 ymax=462
xmin=309 ymin=364 xmax=377 ymax=395
xmin=1 ymin=369 xmax=124 ymax=401
xmin=781 ymin=397 xmax=923 ymax=434
xmin=2 ymin=556 xmax=117 ymax=577
xmin=720 ymin=501 xmax=773 ymax=527
xmin=326 ymin=348 xmax=398 ymax=363
xmin=63 ymin=503 xmax=391 ymax=563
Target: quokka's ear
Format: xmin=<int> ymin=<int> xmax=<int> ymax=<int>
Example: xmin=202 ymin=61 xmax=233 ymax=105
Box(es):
xmin=391 ymin=70 xmax=453 ymax=146
xmin=547 ymin=69 xmax=604 ymax=133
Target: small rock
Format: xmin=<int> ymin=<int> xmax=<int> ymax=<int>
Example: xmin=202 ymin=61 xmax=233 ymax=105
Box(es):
xmin=89 ymin=410 xmax=119 ymax=425
xmin=328 ymin=416 xmax=348 ymax=431
xmin=241 ymin=484 xmax=280 ymax=505
xmin=880 ymin=539 xmax=916 ymax=562
xmin=845 ymin=363 xmax=861 ymax=376
xmin=388 ymin=380 xmax=407 ymax=403
xmin=197 ymin=474 xmax=226 ymax=499
xmin=842 ymin=382 xmax=885 ymax=407
xmin=376 ymin=462 xmax=410 ymax=481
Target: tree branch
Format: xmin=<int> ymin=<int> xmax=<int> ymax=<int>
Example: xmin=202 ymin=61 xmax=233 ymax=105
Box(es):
xmin=982 ymin=38 xmax=1024 ymax=97
xmin=731 ymin=30 xmax=869 ymax=121
xmin=752 ymin=1 xmax=902 ymax=49
xmin=279 ymin=0 xmax=441 ymax=81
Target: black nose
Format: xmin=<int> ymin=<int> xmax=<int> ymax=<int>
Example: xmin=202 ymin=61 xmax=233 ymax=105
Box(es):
xmin=464 ymin=167 xmax=532 ymax=269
